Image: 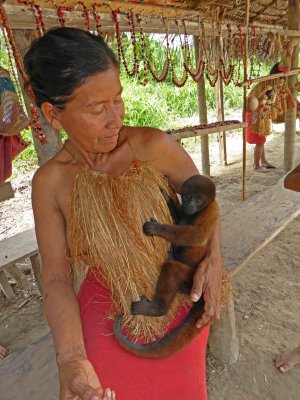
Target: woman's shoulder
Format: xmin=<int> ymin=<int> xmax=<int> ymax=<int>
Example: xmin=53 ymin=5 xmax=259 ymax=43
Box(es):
xmin=32 ymin=146 xmax=76 ymax=195
xmin=123 ymin=125 xmax=173 ymax=161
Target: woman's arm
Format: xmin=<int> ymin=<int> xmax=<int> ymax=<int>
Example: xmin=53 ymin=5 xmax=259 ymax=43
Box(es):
xmin=284 ymin=164 xmax=300 ymax=192
xmin=32 ymin=166 xmax=112 ymax=400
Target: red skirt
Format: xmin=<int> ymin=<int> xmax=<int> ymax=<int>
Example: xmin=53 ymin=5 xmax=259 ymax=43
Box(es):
xmin=246 ymin=112 xmax=266 ymax=145
xmin=77 ymin=271 xmax=209 ymax=399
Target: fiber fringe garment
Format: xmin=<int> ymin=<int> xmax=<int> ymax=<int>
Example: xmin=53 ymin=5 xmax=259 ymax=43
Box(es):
xmin=70 ymin=161 xmax=209 ymax=398
xmin=68 ymin=161 xmax=190 ymax=341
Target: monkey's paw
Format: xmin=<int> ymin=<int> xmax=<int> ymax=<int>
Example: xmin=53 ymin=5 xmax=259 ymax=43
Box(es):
xmin=143 ymin=219 xmax=161 ymax=236
xmin=131 ymin=296 xmax=152 ymax=315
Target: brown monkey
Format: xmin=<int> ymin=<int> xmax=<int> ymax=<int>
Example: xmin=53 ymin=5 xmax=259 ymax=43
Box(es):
xmin=113 ymin=175 xmax=219 ymax=358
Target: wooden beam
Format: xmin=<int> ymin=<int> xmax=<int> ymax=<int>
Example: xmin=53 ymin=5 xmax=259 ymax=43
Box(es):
xmin=6 ymin=0 xmax=199 ymax=18
xmin=12 ymin=29 xmax=62 ymax=166
xmin=0 ymin=182 xmax=14 ymax=202
xmin=169 ymin=122 xmax=247 ymax=140
xmin=242 ymin=0 xmax=250 ymax=202
xmin=237 ymin=68 xmax=300 ymax=87
xmin=216 ymin=71 xmax=227 ymax=166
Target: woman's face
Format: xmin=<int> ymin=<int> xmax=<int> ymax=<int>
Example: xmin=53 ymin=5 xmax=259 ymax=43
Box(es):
xmin=52 ymin=67 xmax=125 ymax=153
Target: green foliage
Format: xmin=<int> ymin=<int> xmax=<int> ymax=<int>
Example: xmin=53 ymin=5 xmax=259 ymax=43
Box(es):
xmin=11 ymin=34 xmax=280 ymax=164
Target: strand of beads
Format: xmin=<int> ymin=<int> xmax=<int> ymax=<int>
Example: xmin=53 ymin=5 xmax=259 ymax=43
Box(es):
xmin=112 ymin=9 xmax=139 ymax=78
xmin=220 ymin=24 xmax=234 ymax=86
xmin=78 ymin=1 xmax=90 ymax=31
xmin=135 ymin=14 xmax=149 ymax=86
xmin=137 ymin=15 xmax=170 ymax=83
xmin=56 ymin=5 xmax=74 ymax=27
xmin=165 ymin=18 xmax=187 ymax=87
xmin=92 ymin=3 xmax=103 ymax=36
xmin=181 ymin=19 xmax=205 ymax=83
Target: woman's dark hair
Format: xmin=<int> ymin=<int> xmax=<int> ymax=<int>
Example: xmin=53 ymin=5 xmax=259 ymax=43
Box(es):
xmin=24 ymin=27 xmax=119 ymax=108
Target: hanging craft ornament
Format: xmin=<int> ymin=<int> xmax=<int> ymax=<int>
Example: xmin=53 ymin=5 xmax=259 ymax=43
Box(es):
xmin=0 ymin=66 xmax=29 ymax=137
xmin=0 ymin=2 xmax=47 ymax=143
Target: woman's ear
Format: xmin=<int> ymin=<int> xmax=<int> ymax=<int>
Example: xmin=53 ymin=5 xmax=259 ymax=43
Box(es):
xmin=40 ymin=102 xmax=63 ymax=131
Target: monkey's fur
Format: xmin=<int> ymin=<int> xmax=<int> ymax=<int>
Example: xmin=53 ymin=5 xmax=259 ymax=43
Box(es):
xmin=113 ymin=175 xmax=219 ymax=358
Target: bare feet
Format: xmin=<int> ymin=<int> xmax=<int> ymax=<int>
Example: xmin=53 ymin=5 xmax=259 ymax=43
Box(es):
xmin=253 ymin=166 xmax=269 ymax=173
xmin=261 ymin=163 xmax=276 ymax=169
xmin=275 ymin=345 xmax=300 ymax=372
xmin=0 ymin=345 xmax=6 ymax=360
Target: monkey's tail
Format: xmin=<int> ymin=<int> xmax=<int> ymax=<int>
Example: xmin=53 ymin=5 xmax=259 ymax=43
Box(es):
xmin=113 ymin=298 xmax=205 ymax=359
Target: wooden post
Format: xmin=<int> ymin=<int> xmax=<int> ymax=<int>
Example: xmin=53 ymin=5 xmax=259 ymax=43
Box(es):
xmin=30 ymin=254 xmax=43 ymax=295
xmin=194 ymin=36 xmax=210 ymax=176
xmin=12 ymin=29 xmax=62 ymax=166
xmin=284 ymin=0 xmax=300 ymax=173
xmin=242 ymin=1 xmax=250 ymax=201
xmin=0 ymin=271 xmax=15 ymax=299
xmin=215 ymin=76 xmax=227 ymax=165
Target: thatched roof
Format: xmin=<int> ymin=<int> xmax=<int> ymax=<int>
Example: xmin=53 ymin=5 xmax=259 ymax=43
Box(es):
xmin=4 ymin=0 xmax=299 ymax=31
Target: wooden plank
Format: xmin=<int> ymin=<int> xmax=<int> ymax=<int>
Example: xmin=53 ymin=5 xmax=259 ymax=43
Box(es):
xmin=0 ymin=271 xmax=15 ymax=299
xmin=237 ymin=68 xmax=300 ymax=87
xmin=0 ymin=182 xmax=14 ymax=202
xmin=30 ymin=254 xmax=43 ymax=295
xmin=221 ymin=180 xmax=300 ymax=276
xmin=0 ymin=332 xmax=59 ymax=400
xmin=170 ymin=122 xmax=247 ymax=141
xmin=0 ymin=228 xmax=38 ymax=270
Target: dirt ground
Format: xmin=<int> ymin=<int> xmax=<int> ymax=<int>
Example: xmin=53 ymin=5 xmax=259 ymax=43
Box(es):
xmin=0 ymin=123 xmax=300 ymax=399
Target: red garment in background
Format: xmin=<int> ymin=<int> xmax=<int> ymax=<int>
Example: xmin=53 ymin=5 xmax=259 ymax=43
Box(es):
xmin=77 ymin=271 xmax=209 ymax=400
xmin=246 ymin=111 xmax=266 ymax=145
xmin=0 ymin=134 xmax=28 ymax=184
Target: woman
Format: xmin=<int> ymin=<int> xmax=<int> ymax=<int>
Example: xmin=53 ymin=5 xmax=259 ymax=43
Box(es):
xmin=25 ymin=27 xmax=222 ymax=400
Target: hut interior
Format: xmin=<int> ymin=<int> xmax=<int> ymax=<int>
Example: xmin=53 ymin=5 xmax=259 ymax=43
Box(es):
xmin=0 ymin=1 xmax=299 ymax=399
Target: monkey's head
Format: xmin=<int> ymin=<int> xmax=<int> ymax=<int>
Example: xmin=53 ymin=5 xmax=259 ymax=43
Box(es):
xmin=180 ymin=175 xmax=216 ymax=215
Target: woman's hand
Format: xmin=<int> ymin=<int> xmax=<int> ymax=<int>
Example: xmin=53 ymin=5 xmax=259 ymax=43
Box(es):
xmin=190 ymin=224 xmax=223 ymax=328
xmin=59 ymin=358 xmax=116 ymax=400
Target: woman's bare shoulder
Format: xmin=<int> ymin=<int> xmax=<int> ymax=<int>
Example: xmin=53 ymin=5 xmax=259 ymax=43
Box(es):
xmin=123 ymin=125 xmax=172 ymax=160
xmin=32 ymin=147 xmax=75 ymax=199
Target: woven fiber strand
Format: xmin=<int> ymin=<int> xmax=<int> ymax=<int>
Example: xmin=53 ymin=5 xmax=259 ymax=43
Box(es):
xmin=68 ymin=161 xmax=187 ymax=341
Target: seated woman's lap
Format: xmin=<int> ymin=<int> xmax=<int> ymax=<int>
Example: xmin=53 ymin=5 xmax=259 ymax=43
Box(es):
xmin=77 ymin=273 xmax=209 ymax=400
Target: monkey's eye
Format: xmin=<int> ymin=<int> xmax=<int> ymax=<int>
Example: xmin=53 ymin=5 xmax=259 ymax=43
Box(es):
xmin=183 ymin=194 xmax=192 ymax=201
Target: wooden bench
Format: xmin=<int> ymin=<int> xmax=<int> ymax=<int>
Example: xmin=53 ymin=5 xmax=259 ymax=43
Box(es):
xmin=0 ymin=228 xmax=42 ymax=299
xmin=208 ymin=178 xmax=300 ymax=364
